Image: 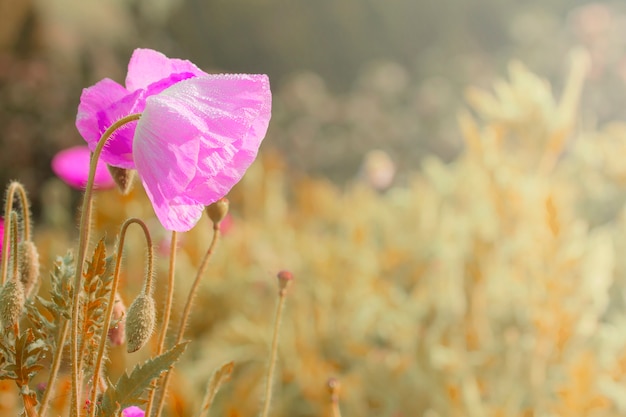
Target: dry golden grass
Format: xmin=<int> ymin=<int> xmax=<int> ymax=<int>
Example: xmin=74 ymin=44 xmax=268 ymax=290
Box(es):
xmin=15 ymin=48 xmax=626 ymax=416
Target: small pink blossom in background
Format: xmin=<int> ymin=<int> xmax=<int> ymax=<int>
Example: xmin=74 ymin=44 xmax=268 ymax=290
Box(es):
xmin=0 ymin=217 xmax=4 ymax=257
xmin=51 ymin=146 xmax=115 ymax=190
xmin=219 ymin=213 xmax=234 ymax=235
xmin=122 ymin=406 xmax=144 ymax=417
xmin=359 ymin=149 xmax=395 ymax=191
xmin=77 ymin=49 xmax=272 ymax=232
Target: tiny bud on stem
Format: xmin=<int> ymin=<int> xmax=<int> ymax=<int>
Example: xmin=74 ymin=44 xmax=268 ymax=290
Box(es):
xmin=107 ymin=165 xmax=135 ymax=195
xmin=276 ymin=270 xmax=293 ymax=296
xmin=206 ymin=198 xmax=229 ymax=227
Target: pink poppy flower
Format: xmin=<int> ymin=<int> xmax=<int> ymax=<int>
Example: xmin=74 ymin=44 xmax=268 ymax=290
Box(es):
xmin=51 ymin=146 xmax=115 ymax=190
xmin=76 ymin=49 xmax=271 ymax=231
xmin=122 ymin=406 xmax=144 ymax=417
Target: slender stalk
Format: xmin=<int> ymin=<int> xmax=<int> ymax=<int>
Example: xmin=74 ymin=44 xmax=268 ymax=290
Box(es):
xmin=154 ymin=225 xmax=221 ymax=417
xmin=327 ymin=378 xmax=342 ymax=417
xmin=176 ymin=225 xmax=219 ymax=343
xmin=88 ymin=218 xmax=153 ymax=417
xmin=9 ymin=211 xmax=19 ymax=283
xmin=9 ymin=212 xmax=21 ymax=335
xmin=38 ymin=318 xmax=69 ymax=417
xmin=145 ymin=231 xmax=178 ymax=417
xmin=260 ymin=281 xmax=291 ymax=417
xmin=331 ymin=394 xmax=342 ymax=417
xmin=69 ymin=114 xmax=141 ymax=417
xmin=1 ymin=182 xmax=31 ymax=284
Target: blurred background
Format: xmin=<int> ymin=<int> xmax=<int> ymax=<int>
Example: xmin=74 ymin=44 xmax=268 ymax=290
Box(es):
xmin=6 ymin=1 xmax=626 ymax=416
xmin=3 ymin=0 xmax=626 ymax=214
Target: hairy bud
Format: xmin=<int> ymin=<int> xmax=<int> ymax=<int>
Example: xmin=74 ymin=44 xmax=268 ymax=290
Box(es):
xmin=125 ymin=293 xmax=156 ymax=353
xmin=18 ymin=241 xmax=40 ymax=297
xmin=108 ymin=165 xmax=135 ymax=195
xmin=0 ymin=279 xmax=25 ymax=328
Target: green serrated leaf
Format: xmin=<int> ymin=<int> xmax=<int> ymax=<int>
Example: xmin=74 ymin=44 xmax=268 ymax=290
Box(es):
xmin=98 ymin=342 xmax=189 ymax=417
xmin=45 ymin=252 xmax=75 ymax=321
xmin=84 ymin=239 xmax=107 ymax=285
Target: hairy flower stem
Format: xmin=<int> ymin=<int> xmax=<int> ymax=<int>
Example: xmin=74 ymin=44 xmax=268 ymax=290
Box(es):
xmin=88 ymin=218 xmax=153 ymax=417
xmin=260 ymin=283 xmax=290 ymax=417
xmin=69 ymin=113 xmax=141 ymax=417
xmin=145 ymin=230 xmax=178 ymax=417
xmin=154 ymin=224 xmax=221 ymax=417
xmin=38 ymin=318 xmax=68 ymax=417
xmin=1 ymin=182 xmax=31 ymax=285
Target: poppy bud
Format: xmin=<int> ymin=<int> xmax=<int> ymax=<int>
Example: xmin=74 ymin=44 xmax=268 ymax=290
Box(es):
xmin=108 ymin=165 xmax=135 ymax=195
xmin=276 ymin=270 xmax=294 ymax=296
xmin=0 ymin=279 xmax=25 ymax=328
xmin=125 ymin=293 xmax=155 ymax=353
xmin=18 ymin=241 xmax=40 ymax=297
xmin=206 ymin=198 xmax=230 ymax=227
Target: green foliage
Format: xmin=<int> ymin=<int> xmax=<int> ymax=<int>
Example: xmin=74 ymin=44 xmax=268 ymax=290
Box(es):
xmin=97 ymin=341 xmax=189 ymax=417
xmin=0 ymin=328 xmax=47 ymax=388
xmin=38 ymin=252 xmax=75 ymax=322
xmin=78 ymin=239 xmax=114 ymax=381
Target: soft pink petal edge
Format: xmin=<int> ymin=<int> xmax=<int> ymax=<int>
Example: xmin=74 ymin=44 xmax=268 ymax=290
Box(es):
xmin=125 ymin=48 xmax=206 ymax=92
xmin=76 ymin=79 xmax=141 ymax=169
xmin=76 ymin=79 xmax=128 ymax=148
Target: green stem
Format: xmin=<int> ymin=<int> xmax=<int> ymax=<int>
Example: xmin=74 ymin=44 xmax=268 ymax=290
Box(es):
xmin=69 ymin=113 xmax=141 ymax=417
xmin=260 ymin=290 xmax=288 ymax=417
xmin=145 ymin=230 xmax=178 ymax=417
xmin=38 ymin=318 xmax=69 ymax=417
xmin=155 ymin=225 xmax=221 ymax=417
xmin=88 ymin=218 xmax=153 ymax=417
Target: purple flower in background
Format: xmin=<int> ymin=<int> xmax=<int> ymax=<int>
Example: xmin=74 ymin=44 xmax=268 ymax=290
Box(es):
xmin=51 ymin=146 xmax=115 ymax=190
xmin=76 ymin=49 xmax=272 ymax=231
xmin=122 ymin=406 xmax=144 ymax=417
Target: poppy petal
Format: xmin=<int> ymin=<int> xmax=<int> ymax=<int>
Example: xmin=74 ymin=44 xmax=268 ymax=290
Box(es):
xmin=134 ymin=74 xmax=271 ymax=231
xmin=126 ymin=49 xmax=206 ymax=92
xmin=76 ymin=79 xmax=141 ymax=168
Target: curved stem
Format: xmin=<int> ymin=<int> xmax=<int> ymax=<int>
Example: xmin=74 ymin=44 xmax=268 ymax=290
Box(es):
xmin=154 ymin=225 xmax=221 ymax=417
xmin=8 ymin=212 xmax=21 ymax=337
xmin=38 ymin=318 xmax=69 ymax=417
xmin=9 ymin=211 xmax=19 ymax=283
xmin=69 ymin=113 xmax=141 ymax=417
xmin=260 ymin=290 xmax=288 ymax=417
xmin=1 ymin=182 xmax=31 ymax=285
xmin=88 ymin=218 xmax=153 ymax=417
xmin=145 ymin=230 xmax=178 ymax=417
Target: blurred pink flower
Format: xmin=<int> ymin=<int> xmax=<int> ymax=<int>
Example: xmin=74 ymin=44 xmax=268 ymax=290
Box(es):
xmin=219 ymin=213 xmax=234 ymax=235
xmin=51 ymin=146 xmax=115 ymax=190
xmin=76 ymin=48 xmax=272 ymax=231
xmin=122 ymin=406 xmax=144 ymax=417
